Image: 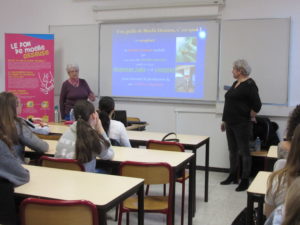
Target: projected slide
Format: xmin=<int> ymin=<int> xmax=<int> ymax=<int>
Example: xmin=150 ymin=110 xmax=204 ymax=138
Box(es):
xmin=111 ymin=24 xmax=207 ymax=99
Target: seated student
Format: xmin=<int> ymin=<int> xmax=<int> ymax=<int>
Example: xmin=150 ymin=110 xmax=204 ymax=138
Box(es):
xmin=264 ymin=124 xmax=300 ymax=218
xmin=0 ymin=128 xmax=30 ymax=225
xmin=55 ymin=100 xmax=114 ymax=173
xmin=277 ymin=105 xmax=300 ymax=159
xmin=0 ymin=92 xmax=49 ymax=161
xmin=272 ymin=105 xmax=300 ymax=171
xmin=264 ymin=177 xmax=300 ymax=225
xmin=98 ymin=96 xmax=131 ymax=147
xmin=281 ymin=176 xmax=300 ymax=225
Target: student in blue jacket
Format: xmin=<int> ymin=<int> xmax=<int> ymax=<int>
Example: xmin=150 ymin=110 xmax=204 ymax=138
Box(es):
xmin=0 ymin=123 xmax=30 ymax=225
xmin=0 ymin=92 xmax=49 ymax=161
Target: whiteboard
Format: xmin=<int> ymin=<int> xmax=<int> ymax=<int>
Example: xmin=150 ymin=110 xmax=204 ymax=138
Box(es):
xmin=99 ymin=20 xmax=219 ymax=102
xmin=219 ymin=18 xmax=290 ymax=104
xmin=49 ymin=24 xmax=99 ymax=96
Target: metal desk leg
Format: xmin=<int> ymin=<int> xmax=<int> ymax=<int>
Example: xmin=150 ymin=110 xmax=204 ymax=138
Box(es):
xmin=99 ymin=210 xmax=107 ymax=225
xmin=247 ymin=193 xmax=254 ymax=225
xmin=171 ymin=173 xmax=176 ymax=225
xmin=247 ymin=192 xmax=265 ymax=225
xmin=188 ymin=154 xmax=196 ymax=225
xmin=137 ymin=184 xmax=144 ymax=225
xmin=204 ymin=139 xmax=210 ymax=203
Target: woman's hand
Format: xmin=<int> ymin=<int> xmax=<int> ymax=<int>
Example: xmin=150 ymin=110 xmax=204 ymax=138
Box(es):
xmin=88 ymin=93 xmax=96 ymax=102
xmin=221 ymin=122 xmax=226 ymax=132
xmin=250 ymin=110 xmax=257 ymax=123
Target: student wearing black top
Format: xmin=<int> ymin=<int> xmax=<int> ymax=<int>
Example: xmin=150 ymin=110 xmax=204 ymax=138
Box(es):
xmin=220 ymin=59 xmax=262 ymax=191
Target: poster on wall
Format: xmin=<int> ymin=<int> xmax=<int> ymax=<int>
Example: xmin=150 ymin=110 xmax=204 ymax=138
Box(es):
xmin=5 ymin=33 xmax=54 ymax=122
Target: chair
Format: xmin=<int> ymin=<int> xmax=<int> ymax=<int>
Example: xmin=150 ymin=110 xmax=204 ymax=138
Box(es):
xmin=20 ymin=198 xmax=98 ymax=225
xmin=146 ymin=140 xmax=189 ymax=225
xmin=118 ymin=161 xmax=174 ymax=225
xmin=40 ymin=156 xmax=85 ymax=171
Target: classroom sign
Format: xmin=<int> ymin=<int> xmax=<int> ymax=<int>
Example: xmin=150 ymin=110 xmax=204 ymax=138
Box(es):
xmin=5 ymin=33 xmax=54 ymax=122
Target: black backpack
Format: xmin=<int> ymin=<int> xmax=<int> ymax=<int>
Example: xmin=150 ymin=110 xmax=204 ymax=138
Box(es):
xmin=251 ymin=116 xmax=280 ymax=149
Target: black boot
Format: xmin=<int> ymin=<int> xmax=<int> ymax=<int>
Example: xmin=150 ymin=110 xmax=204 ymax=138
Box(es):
xmin=220 ymin=174 xmax=238 ymax=185
xmin=235 ymin=178 xmax=249 ymax=191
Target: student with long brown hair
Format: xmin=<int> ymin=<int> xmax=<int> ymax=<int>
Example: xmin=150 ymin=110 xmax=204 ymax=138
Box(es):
xmin=264 ymin=177 xmax=300 ymax=225
xmin=0 ymin=92 xmax=49 ymax=161
xmin=0 ymin=109 xmax=30 ymax=225
xmin=281 ymin=177 xmax=300 ymax=225
xmin=55 ymin=100 xmax=114 ymax=172
xmin=264 ymin=124 xmax=300 ymax=217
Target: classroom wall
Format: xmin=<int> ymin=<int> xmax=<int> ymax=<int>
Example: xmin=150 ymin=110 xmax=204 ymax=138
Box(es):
xmin=0 ymin=0 xmax=299 ymax=169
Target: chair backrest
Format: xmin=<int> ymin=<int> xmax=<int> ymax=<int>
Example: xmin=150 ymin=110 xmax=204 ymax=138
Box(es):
xmin=40 ymin=156 xmax=85 ymax=171
xmin=20 ymin=198 xmax=98 ymax=225
xmin=120 ymin=161 xmax=173 ymax=186
xmin=146 ymin=140 xmax=185 ymax=153
xmin=127 ymin=117 xmax=140 ymax=122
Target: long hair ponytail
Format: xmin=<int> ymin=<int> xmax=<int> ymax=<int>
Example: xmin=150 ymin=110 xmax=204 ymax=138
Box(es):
xmin=98 ymin=96 xmax=115 ymax=134
xmin=74 ymin=100 xmax=110 ymax=163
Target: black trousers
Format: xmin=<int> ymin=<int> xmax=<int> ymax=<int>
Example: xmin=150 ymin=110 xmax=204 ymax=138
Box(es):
xmin=225 ymin=122 xmax=252 ymax=179
xmin=0 ymin=178 xmax=17 ymax=225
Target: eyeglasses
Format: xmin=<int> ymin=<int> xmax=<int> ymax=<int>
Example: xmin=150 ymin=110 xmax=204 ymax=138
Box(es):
xmin=68 ymin=70 xmax=79 ymax=73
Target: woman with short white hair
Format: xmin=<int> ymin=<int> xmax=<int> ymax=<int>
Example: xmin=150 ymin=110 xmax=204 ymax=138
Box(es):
xmin=220 ymin=59 xmax=262 ymax=191
xmin=59 ymin=64 xmax=95 ymax=120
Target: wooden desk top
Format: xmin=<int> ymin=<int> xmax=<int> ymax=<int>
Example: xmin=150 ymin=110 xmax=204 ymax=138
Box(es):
xmin=47 ymin=123 xmax=148 ymax=133
xmin=15 ymin=165 xmax=143 ymax=207
xmin=267 ymin=145 xmax=278 ymax=158
xmin=111 ymin=146 xmax=194 ymax=168
xmin=250 ymin=150 xmax=268 ymax=157
xmin=247 ymin=171 xmax=271 ymax=195
xmin=127 ymin=130 xmax=209 ymax=146
xmin=26 ymin=141 xmax=194 ymax=168
xmin=48 ymin=123 xmax=69 ymax=134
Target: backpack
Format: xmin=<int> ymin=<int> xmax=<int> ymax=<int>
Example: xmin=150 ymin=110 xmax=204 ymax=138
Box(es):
xmin=251 ymin=116 xmax=280 ymax=149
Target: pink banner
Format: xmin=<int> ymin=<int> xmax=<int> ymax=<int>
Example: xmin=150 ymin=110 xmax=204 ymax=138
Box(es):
xmin=5 ymin=33 xmax=54 ymax=122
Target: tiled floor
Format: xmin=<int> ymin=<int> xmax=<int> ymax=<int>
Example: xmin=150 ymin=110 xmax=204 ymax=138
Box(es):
xmin=106 ymin=171 xmax=247 ymax=225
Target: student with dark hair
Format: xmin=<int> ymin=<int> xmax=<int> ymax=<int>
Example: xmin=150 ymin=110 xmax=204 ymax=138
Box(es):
xmin=55 ymin=100 xmax=114 ymax=172
xmin=98 ymin=96 xmax=131 ymax=147
xmin=264 ymin=124 xmax=300 ymax=217
xmin=277 ymin=105 xmax=300 ymax=159
xmin=0 ymin=122 xmax=30 ymax=225
xmin=272 ymin=105 xmax=300 ymax=171
xmin=0 ymin=92 xmax=49 ymax=161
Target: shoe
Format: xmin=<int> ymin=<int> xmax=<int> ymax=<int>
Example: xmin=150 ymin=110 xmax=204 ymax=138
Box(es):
xmin=220 ymin=174 xmax=238 ymax=185
xmin=235 ymin=179 xmax=249 ymax=191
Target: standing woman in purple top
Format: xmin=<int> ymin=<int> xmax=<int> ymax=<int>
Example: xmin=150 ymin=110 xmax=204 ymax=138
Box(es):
xmin=59 ymin=64 xmax=95 ymax=120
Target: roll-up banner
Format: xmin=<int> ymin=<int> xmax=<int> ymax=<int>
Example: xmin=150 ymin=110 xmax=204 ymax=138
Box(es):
xmin=5 ymin=33 xmax=54 ymax=122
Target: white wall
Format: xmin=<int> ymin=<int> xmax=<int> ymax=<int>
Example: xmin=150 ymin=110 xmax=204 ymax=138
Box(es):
xmin=1 ymin=0 xmax=299 ymax=169
xmin=0 ymin=0 xmax=96 ymax=91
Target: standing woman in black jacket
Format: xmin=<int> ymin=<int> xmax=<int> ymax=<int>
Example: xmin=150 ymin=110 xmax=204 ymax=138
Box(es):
xmin=220 ymin=59 xmax=262 ymax=191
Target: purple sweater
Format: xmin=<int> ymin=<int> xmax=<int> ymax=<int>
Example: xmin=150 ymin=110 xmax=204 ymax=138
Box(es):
xmin=59 ymin=79 xmax=93 ymax=118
